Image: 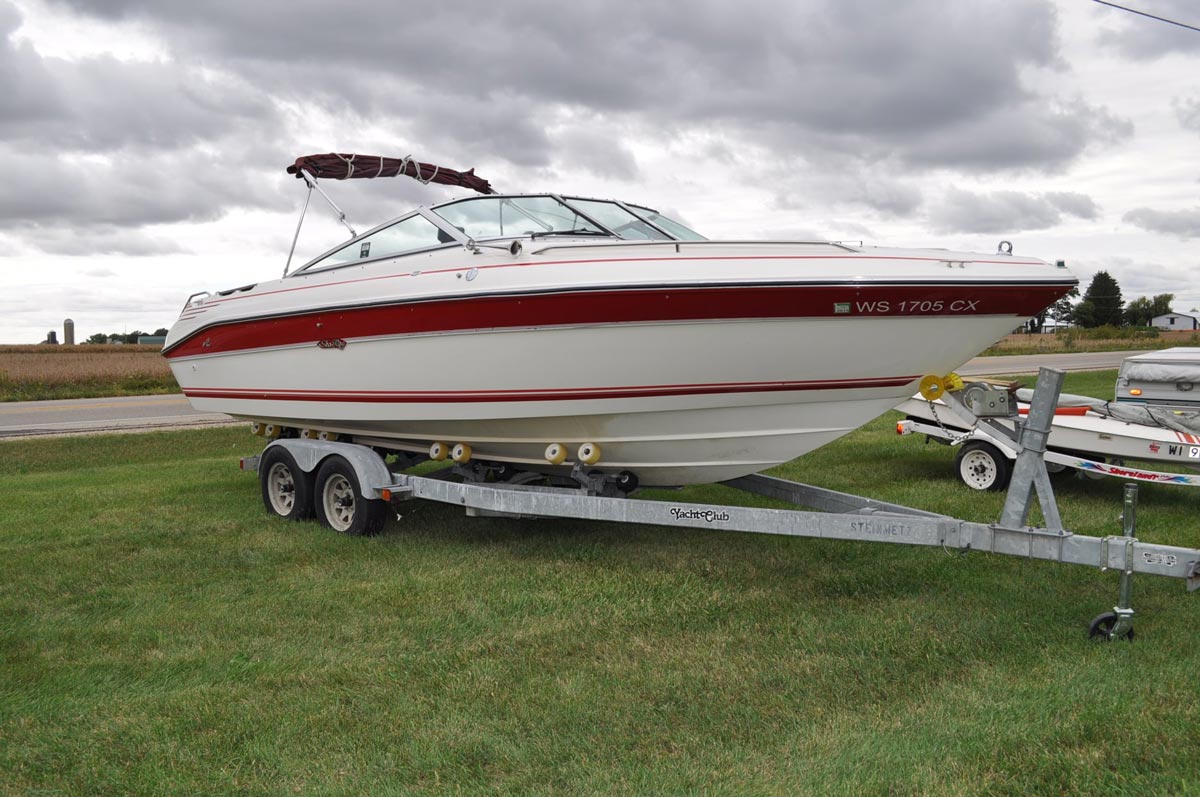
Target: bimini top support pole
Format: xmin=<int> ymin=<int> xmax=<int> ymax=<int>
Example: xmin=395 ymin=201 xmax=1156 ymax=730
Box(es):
xmin=299 ymin=168 xmax=357 ymax=239
xmin=283 ymin=168 xmax=358 ymax=278
xmin=283 ymin=176 xmax=314 ymax=278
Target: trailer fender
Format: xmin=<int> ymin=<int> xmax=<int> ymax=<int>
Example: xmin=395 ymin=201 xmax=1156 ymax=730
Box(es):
xmin=262 ymin=439 xmax=393 ymax=499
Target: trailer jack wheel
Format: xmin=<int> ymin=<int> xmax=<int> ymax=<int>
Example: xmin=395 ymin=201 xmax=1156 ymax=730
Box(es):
xmin=1088 ymin=611 xmax=1135 ymax=642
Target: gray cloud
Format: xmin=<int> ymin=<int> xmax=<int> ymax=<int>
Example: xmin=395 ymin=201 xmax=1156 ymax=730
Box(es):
xmin=0 ymin=0 xmax=1137 ymax=240
xmin=0 ymin=144 xmax=283 ymax=230
xmin=30 ymin=227 xmax=188 ymax=256
xmin=0 ymin=13 xmax=276 ymax=152
xmin=1123 ymin=206 xmax=1200 ymax=238
xmin=901 ymin=98 xmax=1132 ymax=171
xmin=775 ymin=167 xmax=925 ymax=217
xmin=1096 ymin=0 xmax=1200 ymax=59
xmin=1045 ymin=191 xmax=1100 ymax=219
xmin=1176 ymin=96 xmax=1200 ymax=134
xmin=41 ymin=0 xmax=1123 ymax=177
xmin=1078 ymin=256 xmax=1198 ymax=310
xmin=928 ymin=187 xmax=1100 ymax=233
xmin=553 ymin=127 xmax=639 ymax=182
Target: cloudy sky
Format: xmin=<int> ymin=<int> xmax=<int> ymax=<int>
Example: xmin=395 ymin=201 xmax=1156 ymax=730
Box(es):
xmin=1 ymin=0 xmax=1198 ymax=343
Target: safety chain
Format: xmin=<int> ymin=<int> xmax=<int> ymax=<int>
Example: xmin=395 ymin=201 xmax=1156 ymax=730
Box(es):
xmin=929 ymin=400 xmax=977 ymax=445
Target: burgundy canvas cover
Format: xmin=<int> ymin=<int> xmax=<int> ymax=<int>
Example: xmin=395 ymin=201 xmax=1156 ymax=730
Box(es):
xmin=288 ymin=153 xmax=494 ymax=195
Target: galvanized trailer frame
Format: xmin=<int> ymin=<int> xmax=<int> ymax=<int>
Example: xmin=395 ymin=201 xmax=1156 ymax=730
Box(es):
xmin=244 ymin=369 xmax=1200 ymax=639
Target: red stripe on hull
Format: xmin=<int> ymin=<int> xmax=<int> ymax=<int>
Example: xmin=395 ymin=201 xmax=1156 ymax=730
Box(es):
xmin=166 ymin=283 xmax=1071 ymax=359
xmin=183 ymin=375 xmax=919 ymax=403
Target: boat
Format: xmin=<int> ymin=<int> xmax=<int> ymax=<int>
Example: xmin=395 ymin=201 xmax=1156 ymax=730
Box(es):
xmin=162 ymin=152 xmax=1078 ymax=487
xmin=896 ymin=370 xmax=1200 ymax=490
xmin=1115 ymin=347 xmax=1200 ymax=410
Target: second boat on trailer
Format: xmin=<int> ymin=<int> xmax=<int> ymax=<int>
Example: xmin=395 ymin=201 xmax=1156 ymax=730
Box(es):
xmin=163 ymin=152 xmax=1077 ymax=488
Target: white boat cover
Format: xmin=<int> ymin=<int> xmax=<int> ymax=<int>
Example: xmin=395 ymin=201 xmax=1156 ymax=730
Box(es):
xmin=1118 ymin=347 xmax=1200 ymax=383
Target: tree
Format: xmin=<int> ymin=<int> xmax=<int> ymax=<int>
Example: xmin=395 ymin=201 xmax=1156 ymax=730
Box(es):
xmin=1073 ymin=299 xmax=1096 ymax=328
xmin=1125 ymin=296 xmax=1154 ymax=327
xmin=1150 ymin=294 xmax=1174 ymax=319
xmin=1125 ymin=293 xmax=1175 ymax=326
xmin=83 ymin=327 xmax=168 ymax=343
xmin=1049 ymin=285 xmax=1079 ymax=327
xmin=1074 ymin=271 xmax=1123 ymax=328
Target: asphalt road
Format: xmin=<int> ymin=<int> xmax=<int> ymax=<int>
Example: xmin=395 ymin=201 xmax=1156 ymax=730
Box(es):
xmin=953 ymin=349 xmax=1153 ymax=377
xmin=0 ymin=349 xmax=1152 ymax=439
xmin=0 ymin=394 xmax=238 ymax=439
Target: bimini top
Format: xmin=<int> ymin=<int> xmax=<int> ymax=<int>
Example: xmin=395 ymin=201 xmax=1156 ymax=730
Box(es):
xmin=288 ymin=152 xmax=496 ymax=195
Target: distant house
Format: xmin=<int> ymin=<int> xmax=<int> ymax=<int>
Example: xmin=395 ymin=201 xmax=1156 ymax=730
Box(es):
xmin=1151 ymin=312 xmax=1200 ymax=331
xmin=137 ymin=335 xmax=167 ymax=345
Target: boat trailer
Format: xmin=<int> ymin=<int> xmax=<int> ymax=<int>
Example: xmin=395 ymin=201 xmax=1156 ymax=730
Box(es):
xmin=243 ymin=368 xmax=1200 ymax=641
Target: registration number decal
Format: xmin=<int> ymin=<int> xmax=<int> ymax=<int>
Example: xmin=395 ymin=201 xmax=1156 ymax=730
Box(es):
xmin=842 ymin=299 xmax=982 ymax=314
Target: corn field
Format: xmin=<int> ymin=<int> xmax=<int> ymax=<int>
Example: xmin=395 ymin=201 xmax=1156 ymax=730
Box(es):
xmin=0 ymin=345 xmax=177 ymax=400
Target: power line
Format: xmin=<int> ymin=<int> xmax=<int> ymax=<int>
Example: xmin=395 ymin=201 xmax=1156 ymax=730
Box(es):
xmin=1092 ymin=0 xmax=1200 ymax=34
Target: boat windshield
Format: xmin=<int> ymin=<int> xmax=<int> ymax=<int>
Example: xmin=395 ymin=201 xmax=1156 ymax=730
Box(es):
xmin=626 ymin=205 xmax=706 ymax=241
xmin=562 ymin=199 xmax=671 ymax=241
xmin=301 ymin=213 xmax=448 ymax=272
xmin=434 ymin=195 xmax=707 ymax=241
xmin=297 ymin=194 xmax=711 ymax=274
xmin=435 ymin=196 xmax=606 ymax=240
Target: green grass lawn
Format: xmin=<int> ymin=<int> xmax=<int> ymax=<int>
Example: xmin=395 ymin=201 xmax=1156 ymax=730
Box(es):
xmin=2 ymin=371 xmax=1199 ymax=796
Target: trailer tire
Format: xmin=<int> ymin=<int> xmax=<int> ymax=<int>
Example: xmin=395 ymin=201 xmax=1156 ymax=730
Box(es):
xmin=955 ymin=441 xmax=1011 ymax=491
xmin=260 ymin=446 xmax=314 ymax=521
xmin=314 ymin=455 xmax=387 ymax=536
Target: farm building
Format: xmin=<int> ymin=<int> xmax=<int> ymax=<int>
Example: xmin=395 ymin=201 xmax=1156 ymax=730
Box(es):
xmin=1151 ymin=311 xmax=1200 ymax=330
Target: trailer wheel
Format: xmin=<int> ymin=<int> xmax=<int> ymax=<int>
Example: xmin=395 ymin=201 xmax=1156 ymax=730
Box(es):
xmin=260 ymin=446 xmax=314 ymax=521
xmin=314 ymin=455 xmax=387 ymax=536
xmin=955 ymin=441 xmax=1011 ymax=491
xmin=1080 ymin=460 xmax=1109 ymax=481
xmin=1088 ymin=611 xmax=1134 ymax=642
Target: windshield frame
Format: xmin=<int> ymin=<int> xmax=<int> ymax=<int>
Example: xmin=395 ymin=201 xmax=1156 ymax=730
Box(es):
xmin=429 ymin=194 xmax=612 ymax=242
xmin=290 ymin=206 xmax=469 ymax=276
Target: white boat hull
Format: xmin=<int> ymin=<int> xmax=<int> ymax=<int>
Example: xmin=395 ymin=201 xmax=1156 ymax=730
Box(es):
xmin=173 ymin=314 xmax=1025 ymax=485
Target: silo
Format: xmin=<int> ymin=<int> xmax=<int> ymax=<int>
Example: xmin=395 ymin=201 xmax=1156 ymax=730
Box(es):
xmin=64 ymin=318 xmax=75 ymax=345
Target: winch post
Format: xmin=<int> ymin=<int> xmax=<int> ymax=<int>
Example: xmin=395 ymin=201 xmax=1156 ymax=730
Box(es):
xmin=999 ymin=367 xmax=1065 ymax=532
